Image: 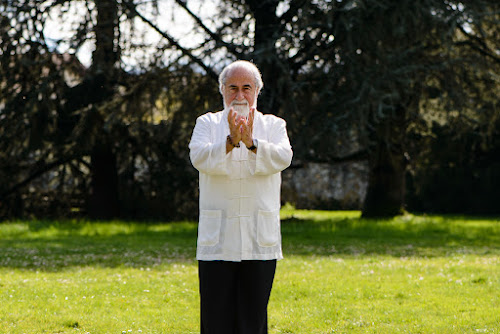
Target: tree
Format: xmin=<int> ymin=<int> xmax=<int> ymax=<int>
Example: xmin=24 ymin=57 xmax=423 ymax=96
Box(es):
xmin=86 ymin=0 xmax=121 ymax=218
xmin=1 ymin=0 xmax=126 ymax=219
xmin=236 ymin=0 xmax=499 ymax=217
xmin=267 ymin=0 xmax=500 ymax=217
xmin=346 ymin=0 xmax=500 ymax=217
xmin=0 ymin=0 xmax=220 ymax=219
xmin=1 ymin=0 xmax=498 ymax=220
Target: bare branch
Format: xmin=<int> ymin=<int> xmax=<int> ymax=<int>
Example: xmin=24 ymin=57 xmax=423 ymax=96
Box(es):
xmin=0 ymin=154 xmax=82 ymax=199
xmin=121 ymin=0 xmax=218 ymax=82
xmin=173 ymin=0 xmax=242 ymax=58
xmin=456 ymin=25 xmax=500 ymax=65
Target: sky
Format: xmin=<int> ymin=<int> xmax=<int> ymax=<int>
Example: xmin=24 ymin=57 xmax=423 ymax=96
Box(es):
xmin=43 ymin=0 xmax=221 ymax=69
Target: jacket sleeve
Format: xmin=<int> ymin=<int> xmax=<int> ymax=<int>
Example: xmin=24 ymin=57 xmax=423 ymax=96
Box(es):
xmin=250 ymin=117 xmax=293 ymax=176
xmin=189 ymin=114 xmax=230 ymax=175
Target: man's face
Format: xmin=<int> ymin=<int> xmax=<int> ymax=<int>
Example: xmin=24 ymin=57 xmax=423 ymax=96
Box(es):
xmin=222 ymin=67 xmax=258 ymax=116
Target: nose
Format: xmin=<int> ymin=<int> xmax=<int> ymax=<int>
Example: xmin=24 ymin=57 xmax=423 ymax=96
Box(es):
xmin=235 ymin=90 xmax=245 ymax=101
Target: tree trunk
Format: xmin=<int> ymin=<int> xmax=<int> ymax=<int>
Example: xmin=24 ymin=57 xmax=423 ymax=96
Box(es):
xmin=91 ymin=0 xmax=120 ymax=76
xmin=247 ymin=0 xmax=284 ymax=115
xmin=87 ymin=0 xmax=120 ymax=219
xmin=362 ymin=107 xmax=408 ymax=218
xmin=88 ymin=138 xmax=120 ymax=219
xmin=362 ymin=140 xmax=406 ymax=218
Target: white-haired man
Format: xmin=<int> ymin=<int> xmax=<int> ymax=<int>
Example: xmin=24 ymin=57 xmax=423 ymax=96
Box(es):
xmin=189 ymin=60 xmax=293 ymax=333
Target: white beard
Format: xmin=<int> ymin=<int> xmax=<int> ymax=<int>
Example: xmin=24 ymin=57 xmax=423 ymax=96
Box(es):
xmin=229 ymin=100 xmax=250 ymax=118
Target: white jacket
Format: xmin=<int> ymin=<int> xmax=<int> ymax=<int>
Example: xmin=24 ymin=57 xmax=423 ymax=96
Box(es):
xmin=189 ymin=109 xmax=293 ymax=261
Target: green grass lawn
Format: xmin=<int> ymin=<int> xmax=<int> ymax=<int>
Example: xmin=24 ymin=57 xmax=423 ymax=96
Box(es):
xmin=1 ymin=210 xmax=499 ymax=333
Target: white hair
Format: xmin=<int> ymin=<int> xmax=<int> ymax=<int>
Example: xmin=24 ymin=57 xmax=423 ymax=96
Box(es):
xmin=218 ymin=60 xmax=263 ymax=95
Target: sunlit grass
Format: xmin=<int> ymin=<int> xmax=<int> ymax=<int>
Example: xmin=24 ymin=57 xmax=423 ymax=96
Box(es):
xmin=1 ymin=212 xmax=499 ymax=333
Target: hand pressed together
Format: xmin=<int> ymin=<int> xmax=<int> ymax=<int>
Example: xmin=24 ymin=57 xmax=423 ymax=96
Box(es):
xmin=227 ymin=107 xmax=255 ymax=150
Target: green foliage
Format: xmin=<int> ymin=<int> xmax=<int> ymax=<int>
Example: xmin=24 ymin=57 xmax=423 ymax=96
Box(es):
xmin=1 ymin=211 xmax=499 ymax=332
xmin=0 ymin=1 xmax=221 ymax=220
xmin=1 ymin=0 xmax=499 ymax=219
xmin=407 ymin=117 xmax=500 ymax=214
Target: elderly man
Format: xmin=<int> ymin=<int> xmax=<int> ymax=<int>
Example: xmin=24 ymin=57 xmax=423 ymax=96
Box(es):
xmin=189 ymin=60 xmax=293 ymax=334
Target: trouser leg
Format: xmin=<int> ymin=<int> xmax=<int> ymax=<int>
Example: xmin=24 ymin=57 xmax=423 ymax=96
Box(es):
xmin=199 ymin=261 xmax=238 ymax=334
xmin=198 ymin=260 xmax=277 ymax=334
xmin=237 ymin=260 xmax=276 ymax=334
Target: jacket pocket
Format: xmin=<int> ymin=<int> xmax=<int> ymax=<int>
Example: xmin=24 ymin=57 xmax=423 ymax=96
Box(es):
xmin=198 ymin=210 xmax=222 ymax=246
xmin=257 ymin=209 xmax=280 ymax=247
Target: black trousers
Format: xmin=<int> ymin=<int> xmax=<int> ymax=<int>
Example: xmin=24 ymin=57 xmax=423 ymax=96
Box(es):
xmin=198 ymin=260 xmax=277 ymax=334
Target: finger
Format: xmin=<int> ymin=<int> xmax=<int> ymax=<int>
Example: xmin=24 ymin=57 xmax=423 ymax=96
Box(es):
xmin=246 ymin=108 xmax=254 ymax=128
xmin=228 ymin=109 xmax=240 ymax=134
xmin=236 ymin=114 xmax=246 ymax=125
xmin=237 ymin=119 xmax=245 ymax=133
xmin=227 ymin=110 xmax=232 ymax=127
xmin=228 ymin=107 xmax=235 ymax=122
xmin=242 ymin=119 xmax=251 ymax=134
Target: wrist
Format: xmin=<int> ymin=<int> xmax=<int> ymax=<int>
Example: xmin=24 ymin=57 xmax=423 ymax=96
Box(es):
xmin=246 ymin=138 xmax=258 ymax=150
xmin=227 ymin=135 xmax=240 ymax=148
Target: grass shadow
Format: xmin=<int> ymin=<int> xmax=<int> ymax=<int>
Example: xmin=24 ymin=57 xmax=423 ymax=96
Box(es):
xmin=1 ymin=213 xmax=499 ymax=271
xmin=0 ymin=220 xmax=198 ymax=271
xmin=281 ymin=213 xmax=500 ymax=258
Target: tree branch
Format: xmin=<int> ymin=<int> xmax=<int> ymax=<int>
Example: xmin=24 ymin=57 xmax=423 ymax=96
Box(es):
xmin=0 ymin=154 xmax=82 ymax=199
xmin=121 ymin=0 xmax=218 ymax=82
xmin=173 ymin=0 xmax=242 ymax=58
xmin=456 ymin=25 xmax=500 ymax=65
xmin=290 ymin=149 xmax=369 ymax=167
xmin=278 ymin=0 xmax=308 ymax=29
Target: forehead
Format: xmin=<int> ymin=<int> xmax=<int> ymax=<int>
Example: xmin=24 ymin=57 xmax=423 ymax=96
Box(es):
xmin=225 ymin=67 xmax=255 ymax=88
